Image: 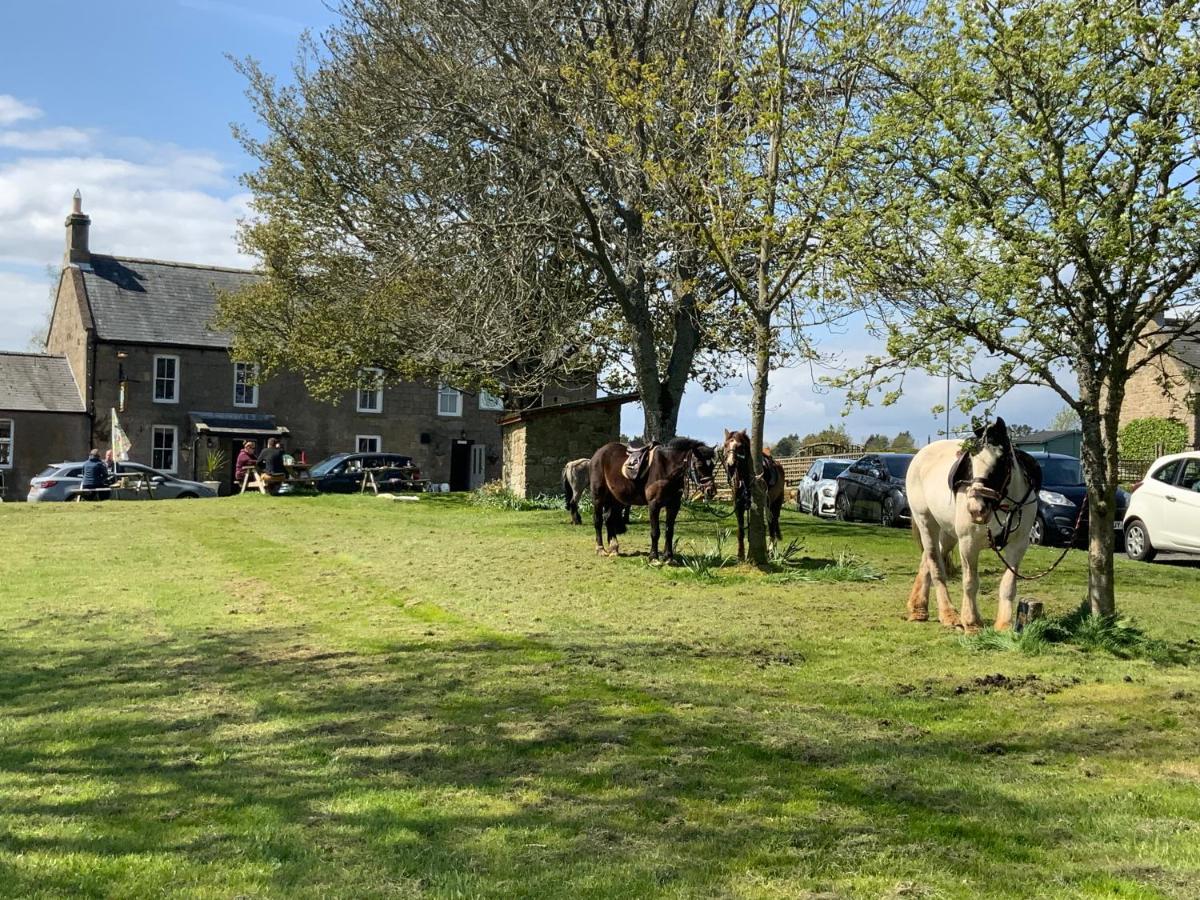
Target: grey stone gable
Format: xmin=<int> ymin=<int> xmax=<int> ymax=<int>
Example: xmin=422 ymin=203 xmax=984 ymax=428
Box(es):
xmin=80 ymin=255 xmax=259 ymax=348
xmin=0 ymin=352 xmax=85 ymax=413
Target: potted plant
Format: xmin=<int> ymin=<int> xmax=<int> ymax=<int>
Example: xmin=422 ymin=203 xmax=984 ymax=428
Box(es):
xmin=202 ymin=448 xmax=228 ymax=495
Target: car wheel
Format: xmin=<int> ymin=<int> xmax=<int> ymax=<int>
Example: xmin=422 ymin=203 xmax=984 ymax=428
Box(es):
xmin=881 ymin=495 xmax=898 ymax=528
xmin=175 ymin=492 xmax=198 ymax=499
xmin=1029 ymin=515 xmax=1047 ymax=546
xmin=795 ymin=491 xmax=806 ymax=513
xmin=1124 ymin=519 xmax=1156 ymax=562
xmin=836 ymin=493 xmax=852 ymax=522
xmin=812 ymin=498 xmax=824 ymax=518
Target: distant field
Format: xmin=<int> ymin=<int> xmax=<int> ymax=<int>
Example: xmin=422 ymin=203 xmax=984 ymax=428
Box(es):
xmin=1 ymin=495 xmax=1198 ymax=899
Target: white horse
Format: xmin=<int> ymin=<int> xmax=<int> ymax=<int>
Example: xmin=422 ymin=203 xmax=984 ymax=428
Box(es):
xmin=906 ymin=418 xmax=1041 ymax=632
xmin=562 ymin=458 xmax=591 ymax=525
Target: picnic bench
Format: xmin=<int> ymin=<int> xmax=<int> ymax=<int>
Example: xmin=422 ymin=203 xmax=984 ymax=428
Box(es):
xmin=239 ymin=462 xmax=317 ymax=495
xmin=70 ymin=471 xmax=157 ymax=501
xmin=358 ymin=465 xmax=429 ymax=496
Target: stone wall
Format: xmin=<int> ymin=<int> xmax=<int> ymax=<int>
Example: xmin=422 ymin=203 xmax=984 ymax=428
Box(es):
xmin=1120 ymin=344 xmax=1199 ymax=447
xmin=503 ymin=403 xmax=621 ymax=498
xmin=0 ymin=409 xmax=90 ymax=501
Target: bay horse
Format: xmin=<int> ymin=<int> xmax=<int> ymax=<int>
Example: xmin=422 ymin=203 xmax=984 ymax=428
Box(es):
xmin=590 ymin=438 xmax=717 ymax=562
xmin=562 ymin=458 xmax=590 ymax=525
xmin=906 ymin=418 xmax=1041 ymax=632
xmin=721 ymin=429 xmax=786 ymax=561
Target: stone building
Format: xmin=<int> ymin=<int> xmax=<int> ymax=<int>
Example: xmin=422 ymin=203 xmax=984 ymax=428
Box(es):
xmin=6 ymin=193 xmax=595 ymax=494
xmin=1120 ymin=320 xmax=1200 ymax=449
xmin=0 ymin=353 xmax=89 ymax=500
xmin=500 ymin=393 xmax=637 ymax=497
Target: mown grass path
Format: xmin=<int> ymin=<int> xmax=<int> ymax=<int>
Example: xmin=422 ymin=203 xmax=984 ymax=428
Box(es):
xmin=1 ymin=495 xmax=1198 ymax=898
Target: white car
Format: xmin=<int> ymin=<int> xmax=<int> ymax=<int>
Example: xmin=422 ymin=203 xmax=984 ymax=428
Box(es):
xmin=1123 ymin=452 xmax=1200 ymax=561
xmin=795 ymin=457 xmax=851 ymax=517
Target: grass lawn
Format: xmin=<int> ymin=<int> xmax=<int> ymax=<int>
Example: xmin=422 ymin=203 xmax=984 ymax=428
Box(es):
xmin=1 ymin=494 xmax=1198 ymax=899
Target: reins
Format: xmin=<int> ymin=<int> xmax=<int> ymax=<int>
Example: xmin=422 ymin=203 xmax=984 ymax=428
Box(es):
xmin=979 ymin=450 xmax=1079 ymax=581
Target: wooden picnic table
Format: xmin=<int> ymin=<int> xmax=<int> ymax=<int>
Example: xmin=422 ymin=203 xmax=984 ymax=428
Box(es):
xmin=239 ymin=465 xmax=317 ymax=495
xmin=358 ymin=465 xmax=429 ymax=495
xmin=71 ymin=471 xmax=157 ymax=501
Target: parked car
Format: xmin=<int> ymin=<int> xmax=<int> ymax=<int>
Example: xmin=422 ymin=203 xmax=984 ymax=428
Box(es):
xmin=835 ymin=453 xmax=914 ymax=527
xmin=1123 ymin=452 xmax=1200 ymax=562
xmin=1026 ymin=452 xmax=1129 ymax=548
xmin=27 ymin=461 xmax=217 ymax=502
xmin=795 ymin=457 xmax=851 ymax=516
xmin=307 ymin=452 xmax=426 ymax=493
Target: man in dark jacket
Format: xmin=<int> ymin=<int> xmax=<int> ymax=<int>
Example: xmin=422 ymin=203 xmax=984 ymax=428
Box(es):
xmin=80 ymin=449 xmax=114 ymax=500
xmin=256 ymin=438 xmax=287 ymax=494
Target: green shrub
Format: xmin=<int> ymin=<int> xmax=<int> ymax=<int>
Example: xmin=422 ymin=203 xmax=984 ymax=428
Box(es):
xmin=471 ymin=481 xmax=563 ymax=511
xmin=1119 ymin=417 xmax=1189 ymax=460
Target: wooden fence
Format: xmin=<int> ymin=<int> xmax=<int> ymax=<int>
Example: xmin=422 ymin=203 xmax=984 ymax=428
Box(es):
xmin=712 ymin=449 xmax=864 ymax=500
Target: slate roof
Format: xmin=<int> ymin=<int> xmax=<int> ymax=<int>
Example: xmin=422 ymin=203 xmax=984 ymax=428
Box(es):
xmin=0 ymin=353 xmax=85 ymax=413
xmin=81 ymin=255 xmax=259 ymax=348
xmin=1014 ymin=429 xmax=1078 ymax=444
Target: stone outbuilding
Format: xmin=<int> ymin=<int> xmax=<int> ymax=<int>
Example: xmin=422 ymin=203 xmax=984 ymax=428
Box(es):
xmin=500 ymin=393 xmax=637 ymax=498
xmin=0 ymin=352 xmax=90 ymax=500
xmin=1120 ymin=322 xmax=1200 ymax=449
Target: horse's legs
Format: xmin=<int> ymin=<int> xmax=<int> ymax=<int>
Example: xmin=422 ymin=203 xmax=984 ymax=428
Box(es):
xmin=957 ymin=532 xmax=985 ymax=633
xmin=769 ymin=492 xmax=784 ymax=545
xmin=592 ymin=490 xmax=607 ymax=554
xmin=735 ymin=502 xmax=746 ymax=561
xmin=915 ymin=517 xmax=959 ymax=628
xmin=994 ymin=535 xmax=1029 ymax=630
xmin=907 ymin=554 xmax=930 ymax=621
xmin=648 ymin=501 xmax=662 ymax=561
xmin=663 ymin=502 xmax=680 ymax=563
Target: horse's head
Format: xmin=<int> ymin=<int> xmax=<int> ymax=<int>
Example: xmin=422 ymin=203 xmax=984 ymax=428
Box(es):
xmin=691 ymin=442 xmax=718 ymax=499
xmin=964 ymin=418 xmax=1014 ymax=524
xmin=722 ymin=429 xmax=751 ymax=476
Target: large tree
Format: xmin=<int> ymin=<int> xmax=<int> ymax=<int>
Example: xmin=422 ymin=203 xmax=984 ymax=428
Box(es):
xmin=222 ymin=0 xmax=746 ymax=437
xmin=841 ymin=0 xmax=1200 ymax=614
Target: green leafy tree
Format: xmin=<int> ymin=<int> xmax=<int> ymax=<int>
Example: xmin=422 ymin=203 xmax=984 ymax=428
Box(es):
xmin=862 ymin=433 xmax=889 ymax=450
xmin=771 ymin=433 xmax=802 ymax=457
xmin=840 ymin=0 xmax=1200 ymax=615
xmin=1119 ymin=418 xmax=1189 ymax=460
xmin=799 ymin=424 xmax=855 ymax=449
xmin=1050 ymin=407 xmax=1082 ymax=432
xmin=223 ymin=0 xmax=746 ymax=438
xmin=1007 ymin=423 xmax=1035 ymax=438
xmin=890 ymin=430 xmax=916 ymax=452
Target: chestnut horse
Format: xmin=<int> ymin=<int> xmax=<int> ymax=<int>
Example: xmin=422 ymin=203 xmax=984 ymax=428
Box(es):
xmin=590 ymin=438 xmax=717 ymax=562
xmin=721 ymin=429 xmax=786 ymax=561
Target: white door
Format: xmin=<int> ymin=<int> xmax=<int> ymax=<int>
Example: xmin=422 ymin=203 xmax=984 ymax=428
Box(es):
xmin=470 ymin=444 xmax=487 ymax=489
xmin=1171 ymin=456 xmax=1200 ymax=550
xmin=1138 ymin=458 xmax=1182 ymax=549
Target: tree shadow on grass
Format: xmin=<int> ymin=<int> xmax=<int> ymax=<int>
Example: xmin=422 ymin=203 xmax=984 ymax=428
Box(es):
xmin=0 ymin=624 xmax=1187 ymax=897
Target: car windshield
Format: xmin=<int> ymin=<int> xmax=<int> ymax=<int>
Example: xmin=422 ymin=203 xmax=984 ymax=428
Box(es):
xmin=1038 ymin=457 xmax=1083 ymax=486
xmin=821 ymin=461 xmax=850 ymax=479
xmin=882 ymin=456 xmax=912 ymax=477
xmin=310 ymin=456 xmax=348 ymax=477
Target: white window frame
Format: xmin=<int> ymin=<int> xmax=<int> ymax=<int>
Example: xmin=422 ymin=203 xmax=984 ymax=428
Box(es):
xmin=438 ymin=383 xmax=462 ymax=417
xmin=153 ymin=354 xmax=180 ymax=404
xmin=152 ymin=425 xmax=178 ymax=473
xmin=0 ymin=418 xmax=13 ymax=469
xmin=478 ymin=390 xmax=504 ymax=411
xmin=233 ymin=362 xmax=259 ymax=408
xmin=357 ymin=367 xmax=383 ymax=414
xmin=356 ymin=435 xmax=381 ymax=453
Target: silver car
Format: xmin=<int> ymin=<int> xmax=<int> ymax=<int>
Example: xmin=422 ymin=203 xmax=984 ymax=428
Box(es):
xmin=27 ymin=461 xmax=217 ymax=502
xmin=795 ymin=457 xmax=851 ymax=517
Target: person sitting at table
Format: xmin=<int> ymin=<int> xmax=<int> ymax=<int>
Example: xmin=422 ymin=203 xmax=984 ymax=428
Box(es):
xmin=257 ymin=437 xmax=288 ymax=494
xmin=103 ymin=449 xmax=116 ymax=475
xmin=80 ymin=448 xmax=114 ymax=500
xmin=235 ymin=440 xmax=257 ymax=484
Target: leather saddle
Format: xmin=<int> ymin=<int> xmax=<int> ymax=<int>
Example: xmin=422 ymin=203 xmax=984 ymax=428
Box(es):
xmin=622 ymin=441 xmax=657 ymax=481
xmin=760 ymin=452 xmax=780 ymax=489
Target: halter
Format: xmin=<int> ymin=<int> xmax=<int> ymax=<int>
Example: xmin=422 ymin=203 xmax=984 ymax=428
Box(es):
xmin=959 ymin=445 xmax=1036 ymax=550
xmin=723 ymin=439 xmax=754 ymax=508
xmin=687 ymin=448 xmax=717 ymax=498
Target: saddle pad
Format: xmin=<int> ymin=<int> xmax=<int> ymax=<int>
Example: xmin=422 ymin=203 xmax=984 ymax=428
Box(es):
xmin=622 ymin=444 xmax=655 ymax=481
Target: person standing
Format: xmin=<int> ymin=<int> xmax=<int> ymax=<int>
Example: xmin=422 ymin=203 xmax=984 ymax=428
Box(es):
xmin=80 ymin=449 xmax=114 ymax=500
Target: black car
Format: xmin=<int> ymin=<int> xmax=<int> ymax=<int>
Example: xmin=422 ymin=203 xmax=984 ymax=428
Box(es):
xmin=1026 ymin=451 xmax=1129 ymax=547
xmin=307 ymin=452 xmax=424 ymax=493
xmin=835 ymin=453 xmax=915 ymax=527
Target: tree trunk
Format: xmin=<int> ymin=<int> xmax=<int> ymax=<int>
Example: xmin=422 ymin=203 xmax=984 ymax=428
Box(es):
xmin=1078 ymin=406 xmax=1118 ymax=617
xmin=747 ymin=318 xmax=771 ymax=565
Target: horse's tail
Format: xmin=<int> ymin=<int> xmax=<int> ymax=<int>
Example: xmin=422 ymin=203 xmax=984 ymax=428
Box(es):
xmin=563 ymin=470 xmax=573 ymax=511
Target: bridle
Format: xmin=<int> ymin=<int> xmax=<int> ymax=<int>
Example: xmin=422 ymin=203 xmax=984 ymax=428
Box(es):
xmin=687 ymin=447 xmax=717 ymax=499
xmin=722 ymin=438 xmax=753 ymax=508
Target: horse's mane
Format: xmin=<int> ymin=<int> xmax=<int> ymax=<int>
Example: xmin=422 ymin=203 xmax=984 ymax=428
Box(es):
xmin=665 ymin=436 xmax=712 ymax=456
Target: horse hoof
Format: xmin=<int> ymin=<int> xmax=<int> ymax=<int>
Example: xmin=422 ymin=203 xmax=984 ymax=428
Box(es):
xmin=907 ymin=613 xmax=929 ymax=622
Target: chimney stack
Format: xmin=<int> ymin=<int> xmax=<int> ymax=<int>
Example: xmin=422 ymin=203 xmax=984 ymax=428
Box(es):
xmin=64 ymin=189 xmax=90 ymax=265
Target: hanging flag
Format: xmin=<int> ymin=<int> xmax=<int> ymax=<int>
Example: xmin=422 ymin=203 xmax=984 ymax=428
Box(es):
xmin=111 ymin=408 xmax=132 ymax=461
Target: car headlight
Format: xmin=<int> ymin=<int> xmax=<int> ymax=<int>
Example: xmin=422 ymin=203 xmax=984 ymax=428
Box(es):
xmin=820 ymin=485 xmax=835 ymax=495
xmin=1038 ymin=490 xmax=1075 ymax=507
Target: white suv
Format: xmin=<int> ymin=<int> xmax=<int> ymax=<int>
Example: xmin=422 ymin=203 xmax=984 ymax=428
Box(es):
xmin=1123 ymin=452 xmax=1200 ymax=561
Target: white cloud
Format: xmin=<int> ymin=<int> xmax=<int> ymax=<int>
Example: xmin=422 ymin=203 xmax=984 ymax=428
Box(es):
xmin=0 ymin=95 xmax=41 ymax=126
xmin=0 ymin=127 xmax=91 ymax=152
xmin=0 ymin=269 xmax=56 ymax=350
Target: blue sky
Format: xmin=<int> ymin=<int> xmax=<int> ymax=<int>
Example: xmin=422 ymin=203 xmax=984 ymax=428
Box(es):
xmin=0 ymin=0 xmax=1066 ymax=445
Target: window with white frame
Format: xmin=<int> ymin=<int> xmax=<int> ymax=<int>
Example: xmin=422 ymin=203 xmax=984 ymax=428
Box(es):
xmin=357 ymin=368 xmax=383 ymax=413
xmin=438 ymin=383 xmax=462 ymax=417
xmin=152 ymin=425 xmax=177 ymax=472
xmin=356 ymin=435 xmax=381 ymax=453
xmin=0 ymin=419 xmax=12 ymax=469
xmin=233 ymin=362 xmax=258 ymax=407
xmin=153 ymin=354 xmax=179 ymax=403
xmin=478 ymin=390 xmax=504 ymax=411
